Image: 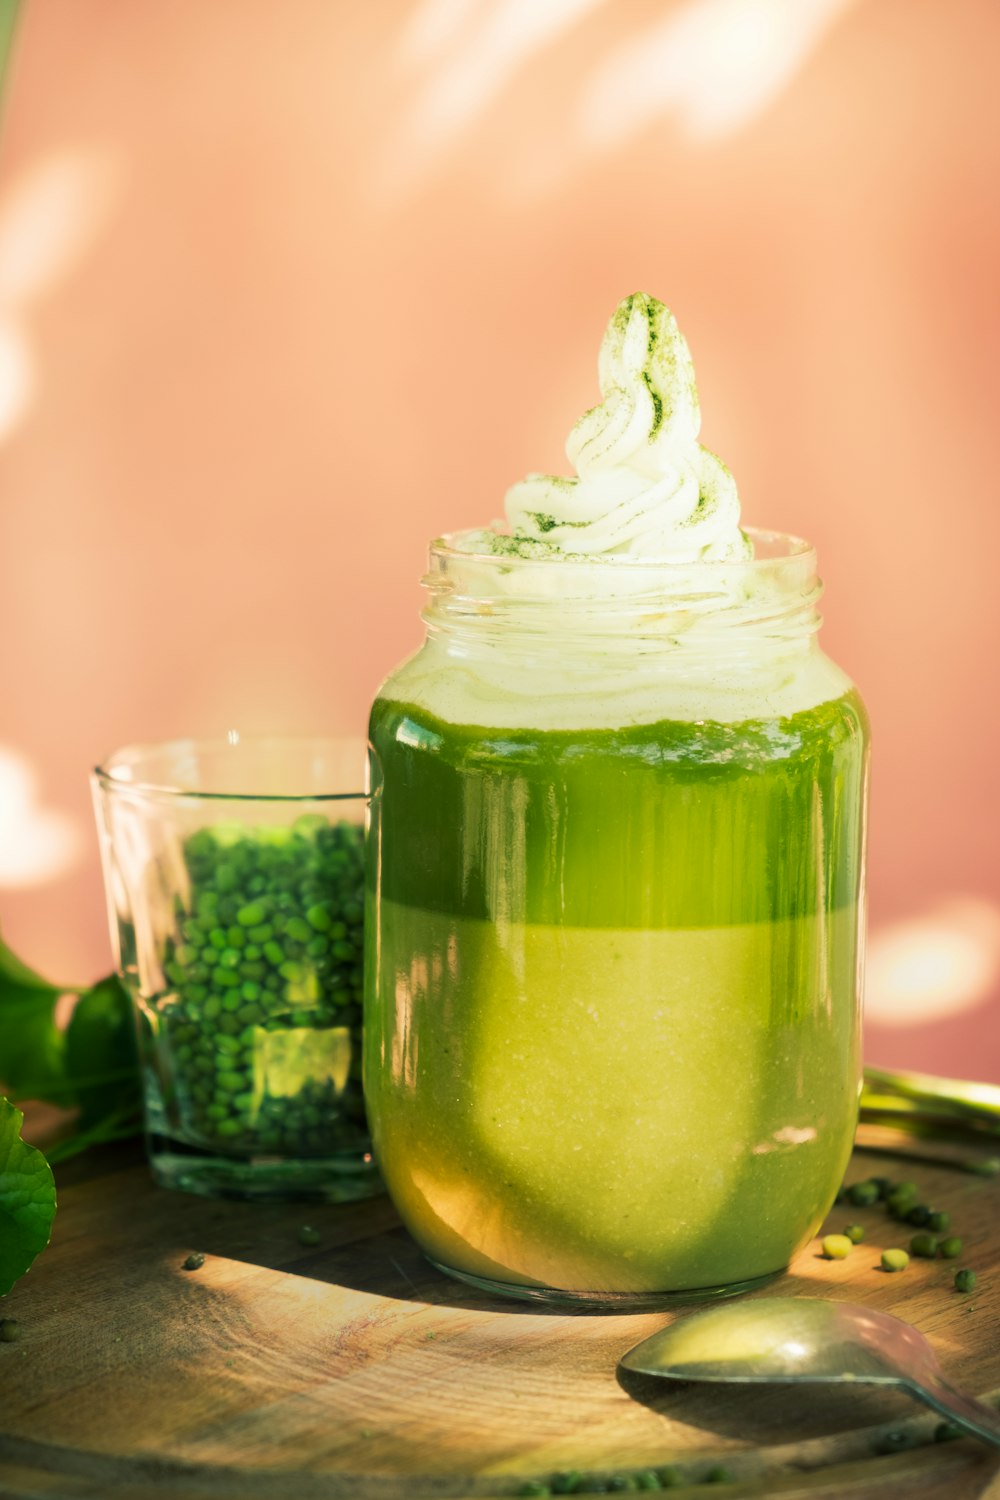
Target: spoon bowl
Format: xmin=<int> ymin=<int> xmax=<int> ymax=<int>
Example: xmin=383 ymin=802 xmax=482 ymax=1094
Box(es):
xmin=620 ymin=1297 xmax=1000 ymax=1448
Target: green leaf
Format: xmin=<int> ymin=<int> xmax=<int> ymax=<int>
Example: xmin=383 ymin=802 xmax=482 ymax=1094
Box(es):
xmin=0 ymin=929 xmax=68 ymax=1103
xmin=65 ymin=975 xmax=139 ymax=1127
xmin=0 ymin=928 xmax=141 ymax=1158
xmin=0 ymin=1095 xmax=56 ymax=1295
xmin=45 ymin=1101 xmax=140 ymax=1165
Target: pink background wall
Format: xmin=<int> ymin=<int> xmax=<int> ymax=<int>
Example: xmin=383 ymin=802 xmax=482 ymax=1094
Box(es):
xmin=1 ymin=0 xmax=998 ymax=1079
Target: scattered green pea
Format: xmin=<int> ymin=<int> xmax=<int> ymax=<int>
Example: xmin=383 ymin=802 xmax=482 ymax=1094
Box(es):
xmin=822 ymin=1234 xmax=853 ymax=1259
xmin=848 ymin=1180 xmax=879 ymax=1206
xmin=967 ymin=1157 xmax=1000 ymax=1177
xmin=881 ymin=1249 xmax=910 ymax=1272
xmin=873 ymin=1431 xmax=911 ymax=1455
xmin=934 ymin=1421 xmax=962 ymax=1442
xmin=955 ymin=1269 xmax=977 ymax=1293
xmin=703 ymin=1468 xmax=732 ymax=1484
xmin=909 ymin=1232 xmax=937 ymax=1258
xmin=298 ymin=1225 xmax=322 ymax=1247
xmin=0 ymin=1319 xmax=21 ymax=1343
xmin=926 ymin=1210 xmax=950 ymax=1234
xmin=939 ymin=1237 xmax=964 ymax=1259
xmin=843 ymin=1224 xmax=865 ymax=1244
xmin=182 ymin=1252 xmax=206 ymax=1271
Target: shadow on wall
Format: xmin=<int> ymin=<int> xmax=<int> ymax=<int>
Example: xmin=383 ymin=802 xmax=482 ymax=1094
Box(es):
xmin=381 ymin=0 xmax=861 ymax=202
xmin=2 ymin=0 xmax=999 ymax=1079
xmin=0 ymin=745 xmax=82 ymax=889
xmin=0 ymin=143 xmax=126 ymax=442
xmin=864 ymin=898 xmax=1000 ymax=1076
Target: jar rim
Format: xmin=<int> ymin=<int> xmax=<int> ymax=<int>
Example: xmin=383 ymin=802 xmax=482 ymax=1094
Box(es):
xmin=423 ymin=527 xmax=820 ymax=626
xmin=430 ymin=526 xmax=814 ymax=573
xmin=92 ymin=735 xmax=366 ymax=803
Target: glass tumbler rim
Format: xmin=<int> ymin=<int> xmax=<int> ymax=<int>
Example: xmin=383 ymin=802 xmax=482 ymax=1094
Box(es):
xmin=92 ymin=734 xmax=367 ymax=804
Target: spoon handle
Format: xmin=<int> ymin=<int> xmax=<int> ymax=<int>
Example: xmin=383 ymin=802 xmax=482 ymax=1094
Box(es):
xmin=910 ymin=1374 xmax=1000 ymax=1448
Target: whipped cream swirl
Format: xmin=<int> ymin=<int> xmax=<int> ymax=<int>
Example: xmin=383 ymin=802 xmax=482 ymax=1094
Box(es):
xmin=488 ymin=293 xmax=752 ymax=564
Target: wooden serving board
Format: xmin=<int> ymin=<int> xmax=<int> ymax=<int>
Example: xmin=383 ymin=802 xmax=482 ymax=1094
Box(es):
xmin=0 ymin=1126 xmax=998 ymax=1500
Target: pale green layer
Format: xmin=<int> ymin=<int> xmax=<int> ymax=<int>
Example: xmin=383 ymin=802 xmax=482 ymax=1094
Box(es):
xmin=365 ymin=900 xmax=861 ymax=1294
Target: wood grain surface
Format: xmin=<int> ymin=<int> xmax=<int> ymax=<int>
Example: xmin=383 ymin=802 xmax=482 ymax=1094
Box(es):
xmin=0 ymin=1125 xmax=998 ymax=1500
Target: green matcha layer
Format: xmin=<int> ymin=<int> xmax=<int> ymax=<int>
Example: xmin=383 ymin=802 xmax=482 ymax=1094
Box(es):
xmin=365 ymin=691 xmax=868 ymax=1294
xmin=368 ymin=690 xmax=869 ymax=930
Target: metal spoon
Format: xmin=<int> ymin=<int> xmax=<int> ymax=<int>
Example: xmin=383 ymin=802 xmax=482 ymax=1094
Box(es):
xmin=620 ymin=1296 xmax=1000 ymax=1447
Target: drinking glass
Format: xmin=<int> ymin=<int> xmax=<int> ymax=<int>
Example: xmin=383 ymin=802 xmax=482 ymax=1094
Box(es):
xmin=92 ymin=736 xmax=380 ymax=1201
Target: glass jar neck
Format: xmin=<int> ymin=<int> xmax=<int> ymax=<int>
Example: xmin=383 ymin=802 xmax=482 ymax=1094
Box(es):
xmin=421 ymin=528 xmax=822 ymax=667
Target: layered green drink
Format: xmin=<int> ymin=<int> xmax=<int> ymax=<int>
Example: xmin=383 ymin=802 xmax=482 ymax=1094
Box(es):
xmin=365 ymin=295 xmax=869 ymax=1300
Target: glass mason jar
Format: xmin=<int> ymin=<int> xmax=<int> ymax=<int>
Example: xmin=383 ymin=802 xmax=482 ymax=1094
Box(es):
xmin=365 ymin=530 xmax=869 ymax=1306
xmin=92 ymin=737 xmax=381 ymax=1202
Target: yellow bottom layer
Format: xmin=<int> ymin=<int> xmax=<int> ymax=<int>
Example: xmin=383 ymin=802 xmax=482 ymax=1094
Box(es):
xmin=365 ymin=900 xmax=861 ymax=1293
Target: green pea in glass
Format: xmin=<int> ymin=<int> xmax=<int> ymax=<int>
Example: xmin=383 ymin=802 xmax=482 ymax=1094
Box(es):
xmin=92 ymin=737 xmax=380 ymax=1202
